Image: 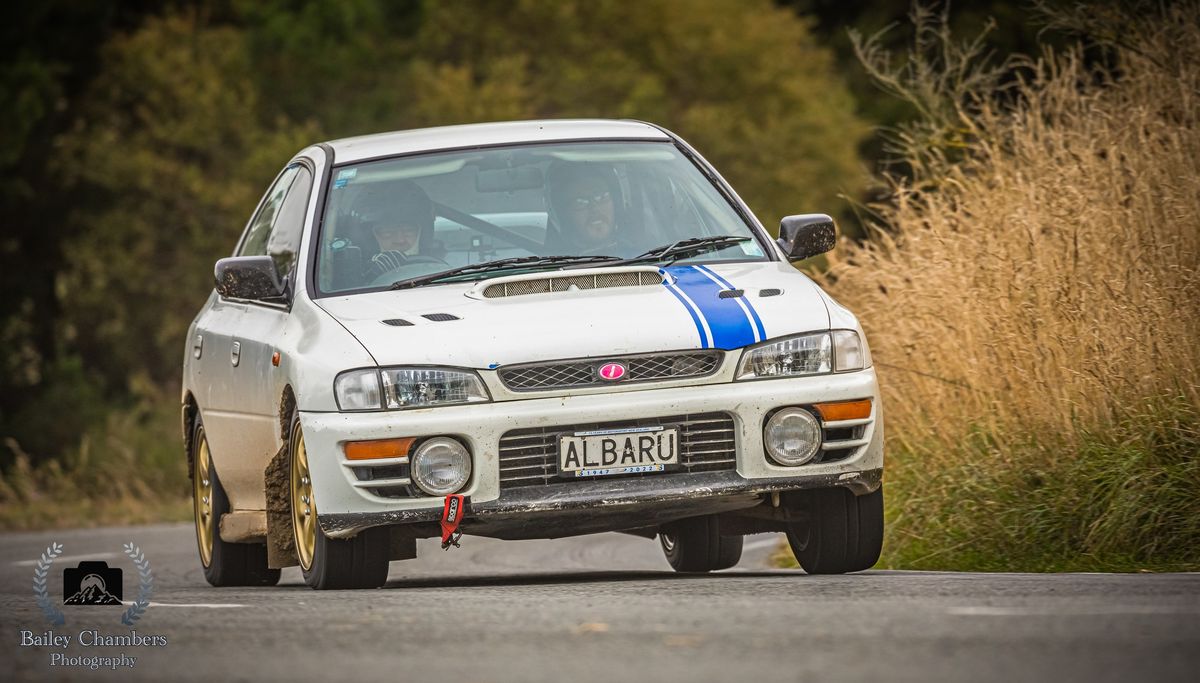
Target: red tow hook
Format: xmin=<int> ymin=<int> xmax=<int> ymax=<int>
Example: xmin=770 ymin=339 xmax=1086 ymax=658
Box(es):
xmin=440 ymin=494 xmax=466 ymax=550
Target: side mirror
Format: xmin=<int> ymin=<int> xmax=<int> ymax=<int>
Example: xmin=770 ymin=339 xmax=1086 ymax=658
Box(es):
xmin=777 ymin=214 xmax=836 ymax=261
xmin=214 ymin=256 xmax=286 ymax=301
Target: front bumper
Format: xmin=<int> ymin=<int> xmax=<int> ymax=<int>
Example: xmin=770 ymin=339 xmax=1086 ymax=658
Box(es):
xmin=301 ymin=368 xmax=884 ymax=538
xmin=320 ymin=467 xmax=883 ymax=539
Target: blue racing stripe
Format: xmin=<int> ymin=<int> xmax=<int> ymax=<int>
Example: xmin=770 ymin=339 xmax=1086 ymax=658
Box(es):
xmin=695 ymin=264 xmax=767 ymax=341
xmin=661 ymin=278 xmax=710 ymax=348
xmin=667 ymin=266 xmax=757 ymax=349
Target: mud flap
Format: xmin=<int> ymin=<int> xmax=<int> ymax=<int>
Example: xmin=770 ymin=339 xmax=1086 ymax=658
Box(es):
xmin=264 ymin=445 xmax=298 ymax=569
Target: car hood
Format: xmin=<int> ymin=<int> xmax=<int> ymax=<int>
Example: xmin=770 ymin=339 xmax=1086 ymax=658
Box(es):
xmin=312 ymin=262 xmax=831 ymax=369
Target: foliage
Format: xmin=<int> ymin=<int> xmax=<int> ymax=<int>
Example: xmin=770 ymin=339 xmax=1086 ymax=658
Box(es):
xmin=55 ymin=14 xmax=317 ymax=394
xmin=0 ymin=386 xmax=189 ymax=530
xmin=402 ymin=0 xmax=867 ymax=227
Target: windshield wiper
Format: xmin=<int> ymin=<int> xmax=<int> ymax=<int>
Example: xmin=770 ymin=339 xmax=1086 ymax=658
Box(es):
xmin=608 ymin=236 xmax=751 ymax=267
xmin=387 ymin=255 xmax=620 ymax=290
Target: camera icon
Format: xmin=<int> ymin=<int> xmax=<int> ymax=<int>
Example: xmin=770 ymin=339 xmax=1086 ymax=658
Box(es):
xmin=63 ymin=560 xmax=123 ymax=605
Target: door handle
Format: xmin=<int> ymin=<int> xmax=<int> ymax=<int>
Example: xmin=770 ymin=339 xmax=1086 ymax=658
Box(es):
xmin=193 ymin=334 xmax=204 ymax=359
xmin=231 ymin=341 xmax=241 ymax=367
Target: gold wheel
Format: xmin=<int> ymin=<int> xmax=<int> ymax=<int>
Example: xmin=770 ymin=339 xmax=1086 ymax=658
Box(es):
xmin=193 ymin=430 xmax=215 ymax=567
xmin=290 ymin=423 xmax=317 ymax=571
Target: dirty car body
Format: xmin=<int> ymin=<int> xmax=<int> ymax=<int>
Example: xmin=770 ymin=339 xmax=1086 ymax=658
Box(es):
xmin=182 ymin=119 xmax=885 ymax=589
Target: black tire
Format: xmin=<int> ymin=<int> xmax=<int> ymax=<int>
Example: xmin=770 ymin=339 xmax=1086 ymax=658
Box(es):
xmin=302 ymin=526 xmax=391 ymax=591
xmin=191 ymin=420 xmax=280 ymax=587
xmin=786 ymin=486 xmax=884 ymax=575
xmin=287 ymin=410 xmax=390 ymax=590
xmin=659 ymin=516 xmax=743 ymax=572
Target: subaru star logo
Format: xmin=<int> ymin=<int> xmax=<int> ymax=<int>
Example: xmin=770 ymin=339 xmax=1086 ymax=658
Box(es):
xmin=597 ymin=362 xmax=627 ymax=381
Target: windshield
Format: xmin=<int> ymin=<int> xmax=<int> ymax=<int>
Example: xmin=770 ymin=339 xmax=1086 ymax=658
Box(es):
xmin=315 ymin=141 xmax=768 ymax=294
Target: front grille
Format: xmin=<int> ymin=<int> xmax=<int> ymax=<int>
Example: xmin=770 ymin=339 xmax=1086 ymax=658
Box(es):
xmin=816 ymin=423 xmax=867 ymax=463
xmin=348 ymin=461 xmax=415 ymax=499
xmin=498 ymin=412 xmax=737 ymax=489
xmin=499 ymin=350 xmax=723 ymax=391
xmin=814 ymin=410 xmax=873 ymax=464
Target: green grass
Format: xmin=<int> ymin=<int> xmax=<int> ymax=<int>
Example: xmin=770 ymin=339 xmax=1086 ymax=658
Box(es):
xmin=777 ymin=394 xmax=1200 ymax=572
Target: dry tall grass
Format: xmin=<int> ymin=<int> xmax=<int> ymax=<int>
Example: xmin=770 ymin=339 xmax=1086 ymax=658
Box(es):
xmin=823 ymin=4 xmax=1200 ymax=569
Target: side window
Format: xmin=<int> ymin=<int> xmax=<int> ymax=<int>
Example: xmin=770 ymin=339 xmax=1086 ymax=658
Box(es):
xmin=266 ymin=166 xmax=313 ymax=280
xmin=238 ymin=165 xmax=301 ymax=257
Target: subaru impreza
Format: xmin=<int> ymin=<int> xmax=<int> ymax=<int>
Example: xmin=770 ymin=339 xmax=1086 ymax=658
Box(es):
xmin=182 ymin=119 xmax=884 ymax=589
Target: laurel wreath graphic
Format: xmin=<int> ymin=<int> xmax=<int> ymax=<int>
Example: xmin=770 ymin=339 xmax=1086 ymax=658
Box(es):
xmin=121 ymin=542 xmax=154 ymax=625
xmin=33 ymin=542 xmax=65 ymax=626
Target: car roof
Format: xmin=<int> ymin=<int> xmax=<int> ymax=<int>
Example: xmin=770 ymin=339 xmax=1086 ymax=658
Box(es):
xmin=323 ymin=119 xmax=672 ymax=164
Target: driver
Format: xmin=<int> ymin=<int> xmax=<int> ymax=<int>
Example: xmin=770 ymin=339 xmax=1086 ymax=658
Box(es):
xmin=353 ymin=179 xmax=435 ymax=281
xmin=545 ymin=162 xmax=631 ymax=256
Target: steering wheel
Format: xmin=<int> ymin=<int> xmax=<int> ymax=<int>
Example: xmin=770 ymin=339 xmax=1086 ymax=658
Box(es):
xmin=367 ymin=255 xmax=449 ymax=288
xmin=392 ymin=255 xmax=447 ymax=267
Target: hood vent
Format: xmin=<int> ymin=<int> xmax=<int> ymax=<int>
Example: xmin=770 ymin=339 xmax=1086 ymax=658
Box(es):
xmin=481 ymin=270 xmax=665 ymax=299
xmin=421 ymin=313 xmax=460 ymax=322
xmin=718 ymin=289 xmax=744 ymax=299
xmin=381 ymin=318 xmax=414 ymax=326
xmin=759 ymin=288 xmax=783 ymax=297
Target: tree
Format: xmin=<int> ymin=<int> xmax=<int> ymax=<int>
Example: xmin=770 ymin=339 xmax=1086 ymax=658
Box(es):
xmin=55 ymin=13 xmax=314 ymax=392
xmin=400 ymin=0 xmax=866 ymax=227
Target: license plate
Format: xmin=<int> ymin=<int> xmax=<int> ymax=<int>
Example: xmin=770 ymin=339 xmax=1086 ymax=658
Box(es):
xmin=558 ymin=426 xmax=678 ymax=478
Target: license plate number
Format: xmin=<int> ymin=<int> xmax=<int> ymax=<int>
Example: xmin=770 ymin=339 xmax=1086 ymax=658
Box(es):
xmin=559 ymin=426 xmax=678 ymax=478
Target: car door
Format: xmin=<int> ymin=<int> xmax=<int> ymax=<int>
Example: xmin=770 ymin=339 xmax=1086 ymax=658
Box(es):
xmin=233 ymin=163 xmax=315 ymax=486
xmin=196 ymin=163 xmax=300 ymax=510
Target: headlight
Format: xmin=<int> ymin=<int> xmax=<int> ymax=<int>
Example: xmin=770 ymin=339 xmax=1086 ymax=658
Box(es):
xmin=736 ymin=332 xmax=830 ymax=379
xmin=382 ymin=367 xmax=489 ymax=409
xmin=736 ymin=330 xmax=868 ymax=380
xmin=334 ymin=369 xmax=382 ymax=411
xmin=410 ymin=437 xmax=472 ymax=496
xmin=333 ymin=367 xmax=490 ymax=411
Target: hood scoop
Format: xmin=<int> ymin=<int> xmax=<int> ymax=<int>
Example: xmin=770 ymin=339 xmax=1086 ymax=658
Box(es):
xmin=471 ymin=266 xmax=665 ymax=299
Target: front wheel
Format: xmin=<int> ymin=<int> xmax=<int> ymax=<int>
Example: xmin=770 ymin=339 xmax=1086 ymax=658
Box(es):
xmin=786 ymin=486 xmax=884 ymax=575
xmin=659 ymin=516 xmax=743 ymax=572
xmin=288 ymin=413 xmax=389 ymax=590
xmin=191 ymin=419 xmax=280 ymax=587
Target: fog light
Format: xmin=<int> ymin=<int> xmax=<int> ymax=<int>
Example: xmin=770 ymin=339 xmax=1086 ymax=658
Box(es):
xmin=764 ymin=408 xmax=821 ymax=466
xmin=410 ymin=437 xmax=471 ymax=496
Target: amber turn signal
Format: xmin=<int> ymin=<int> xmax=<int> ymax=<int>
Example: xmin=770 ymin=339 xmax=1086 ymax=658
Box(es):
xmin=343 ymin=437 xmax=415 ymax=461
xmin=812 ymin=399 xmax=872 ymax=422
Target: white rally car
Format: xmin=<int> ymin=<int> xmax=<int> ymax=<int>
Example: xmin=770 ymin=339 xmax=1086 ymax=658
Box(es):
xmin=182 ymin=119 xmax=884 ymax=589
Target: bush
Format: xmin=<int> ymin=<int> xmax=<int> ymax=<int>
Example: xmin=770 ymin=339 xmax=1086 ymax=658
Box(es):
xmin=0 ymin=385 xmax=189 ymax=530
xmin=814 ymin=3 xmax=1200 ymax=571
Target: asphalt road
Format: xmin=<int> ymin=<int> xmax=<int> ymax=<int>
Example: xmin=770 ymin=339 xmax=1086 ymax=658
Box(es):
xmin=2 ymin=524 xmax=1198 ymax=682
